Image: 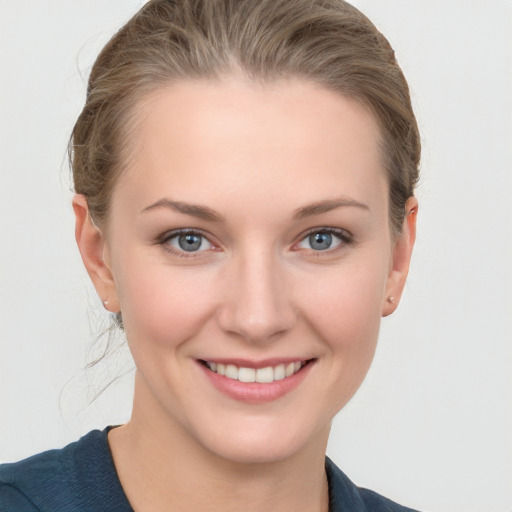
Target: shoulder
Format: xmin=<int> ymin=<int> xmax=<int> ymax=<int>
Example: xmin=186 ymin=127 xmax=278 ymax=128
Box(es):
xmin=325 ymin=457 xmax=421 ymax=512
xmin=0 ymin=484 xmax=39 ymax=511
xmin=0 ymin=434 xmax=83 ymax=512
xmin=0 ymin=428 xmax=131 ymax=512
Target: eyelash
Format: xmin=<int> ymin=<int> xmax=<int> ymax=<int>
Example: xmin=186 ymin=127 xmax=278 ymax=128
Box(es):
xmin=158 ymin=229 xmax=216 ymax=258
xmin=293 ymin=227 xmax=353 ymax=255
xmin=157 ymin=227 xmax=353 ymax=258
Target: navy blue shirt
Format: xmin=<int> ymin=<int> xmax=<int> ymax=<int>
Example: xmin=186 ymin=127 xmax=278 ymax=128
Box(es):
xmin=0 ymin=428 xmax=419 ymax=511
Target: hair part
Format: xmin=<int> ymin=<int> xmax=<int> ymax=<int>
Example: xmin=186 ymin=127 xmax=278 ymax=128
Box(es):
xmin=70 ymin=0 xmax=420 ymax=237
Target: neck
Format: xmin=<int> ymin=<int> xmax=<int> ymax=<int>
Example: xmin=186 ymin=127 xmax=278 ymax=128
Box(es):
xmin=108 ymin=374 xmax=330 ymax=512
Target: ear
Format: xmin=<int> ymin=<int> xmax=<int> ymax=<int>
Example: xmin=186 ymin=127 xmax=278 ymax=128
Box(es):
xmin=382 ymin=197 xmax=418 ymax=317
xmin=72 ymin=194 xmax=120 ymax=312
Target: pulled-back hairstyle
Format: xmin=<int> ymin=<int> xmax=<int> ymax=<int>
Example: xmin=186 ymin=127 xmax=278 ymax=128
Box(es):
xmin=71 ymin=0 xmax=420 ymax=236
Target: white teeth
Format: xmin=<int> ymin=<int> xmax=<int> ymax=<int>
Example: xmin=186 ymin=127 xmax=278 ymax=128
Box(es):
xmin=238 ymin=367 xmax=256 ymax=383
xmin=205 ymin=360 xmax=306 ymax=383
xmin=225 ymin=364 xmax=238 ymax=379
xmin=207 ymin=362 xmax=217 ymax=372
xmin=256 ymin=366 xmax=274 ymax=383
xmin=274 ymin=364 xmax=285 ymax=381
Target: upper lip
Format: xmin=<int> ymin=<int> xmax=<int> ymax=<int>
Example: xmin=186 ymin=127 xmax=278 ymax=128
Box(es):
xmin=198 ymin=357 xmax=315 ymax=369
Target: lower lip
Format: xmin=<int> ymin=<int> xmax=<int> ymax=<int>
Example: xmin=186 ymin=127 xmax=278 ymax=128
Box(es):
xmin=198 ymin=361 xmax=315 ymax=404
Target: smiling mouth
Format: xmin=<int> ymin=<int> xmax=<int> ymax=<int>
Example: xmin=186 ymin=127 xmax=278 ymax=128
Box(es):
xmin=199 ymin=359 xmax=314 ymax=384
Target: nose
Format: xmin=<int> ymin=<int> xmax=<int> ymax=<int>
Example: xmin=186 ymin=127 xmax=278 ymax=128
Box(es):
xmin=216 ymin=249 xmax=297 ymax=344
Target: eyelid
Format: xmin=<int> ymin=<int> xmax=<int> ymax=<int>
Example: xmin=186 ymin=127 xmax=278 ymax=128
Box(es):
xmin=292 ymin=227 xmax=353 ymax=252
xmin=156 ymin=226 xmax=353 ymax=257
xmin=158 ymin=228 xmax=219 ymax=256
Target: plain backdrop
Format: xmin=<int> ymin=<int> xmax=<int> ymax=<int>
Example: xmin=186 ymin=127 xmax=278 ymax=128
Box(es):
xmin=1 ymin=2 xmax=511 ymax=511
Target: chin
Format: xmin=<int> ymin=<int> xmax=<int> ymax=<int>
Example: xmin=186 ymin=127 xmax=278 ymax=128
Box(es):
xmin=210 ymin=437 xmax=304 ymax=465
xmin=195 ymin=416 xmax=330 ymax=465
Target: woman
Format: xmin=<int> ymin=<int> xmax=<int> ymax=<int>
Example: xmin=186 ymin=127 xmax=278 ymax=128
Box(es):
xmin=0 ymin=0 xmax=421 ymax=510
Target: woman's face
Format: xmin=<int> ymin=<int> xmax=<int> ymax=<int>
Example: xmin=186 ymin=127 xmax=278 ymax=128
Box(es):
xmin=77 ymin=77 xmax=415 ymax=463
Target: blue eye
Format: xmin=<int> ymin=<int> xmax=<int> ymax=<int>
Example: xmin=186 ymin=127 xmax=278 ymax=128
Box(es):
xmin=178 ymin=233 xmax=203 ymax=251
xmin=309 ymin=232 xmax=333 ymax=250
xmin=164 ymin=231 xmax=213 ymax=253
xmin=297 ymin=229 xmax=348 ymax=252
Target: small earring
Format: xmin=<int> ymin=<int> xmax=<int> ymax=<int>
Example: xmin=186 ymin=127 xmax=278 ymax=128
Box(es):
xmin=103 ymin=299 xmax=109 ymax=309
xmin=386 ymin=296 xmax=395 ymax=304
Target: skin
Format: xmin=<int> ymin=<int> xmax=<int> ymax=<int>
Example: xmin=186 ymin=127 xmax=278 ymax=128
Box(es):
xmin=73 ymin=77 xmax=417 ymax=512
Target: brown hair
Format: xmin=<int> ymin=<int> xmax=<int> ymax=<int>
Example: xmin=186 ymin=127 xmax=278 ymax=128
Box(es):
xmin=71 ymin=0 xmax=420 ymax=236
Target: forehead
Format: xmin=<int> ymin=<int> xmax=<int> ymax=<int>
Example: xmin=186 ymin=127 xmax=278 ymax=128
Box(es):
xmin=113 ymin=77 xmax=387 ymax=216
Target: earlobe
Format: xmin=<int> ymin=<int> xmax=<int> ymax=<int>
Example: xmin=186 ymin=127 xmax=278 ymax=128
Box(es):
xmin=382 ymin=197 xmax=418 ymax=317
xmin=72 ymin=194 xmax=120 ymax=312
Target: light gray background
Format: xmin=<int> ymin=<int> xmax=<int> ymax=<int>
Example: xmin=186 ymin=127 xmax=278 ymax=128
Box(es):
xmin=1 ymin=2 xmax=511 ymax=511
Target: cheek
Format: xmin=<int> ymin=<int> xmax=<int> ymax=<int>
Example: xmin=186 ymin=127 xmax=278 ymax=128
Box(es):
xmin=113 ymin=256 xmax=218 ymax=351
xmin=305 ymin=262 xmax=387 ymax=410
xmin=301 ymin=257 xmax=388 ymax=353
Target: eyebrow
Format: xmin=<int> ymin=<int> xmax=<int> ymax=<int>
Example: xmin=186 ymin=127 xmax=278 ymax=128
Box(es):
xmin=141 ymin=196 xmax=369 ymax=222
xmin=141 ymin=199 xmax=224 ymax=222
xmin=293 ymin=197 xmax=369 ymax=219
